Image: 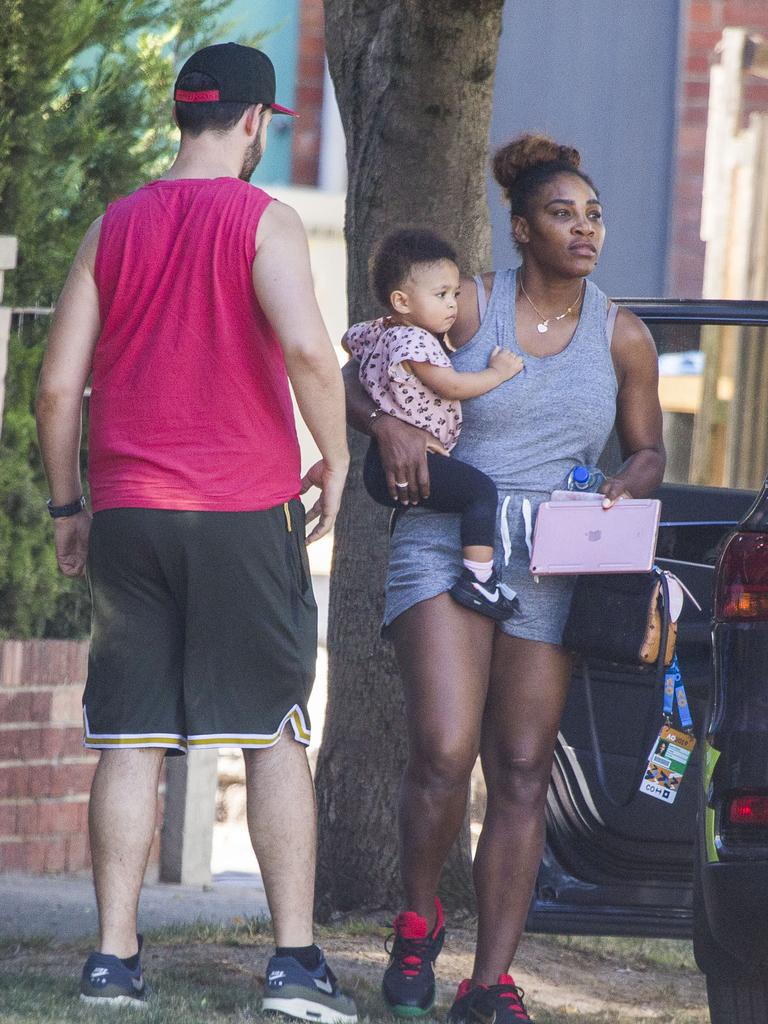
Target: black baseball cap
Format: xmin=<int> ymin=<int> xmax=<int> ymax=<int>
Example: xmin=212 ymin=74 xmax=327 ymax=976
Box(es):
xmin=174 ymin=42 xmax=297 ymax=116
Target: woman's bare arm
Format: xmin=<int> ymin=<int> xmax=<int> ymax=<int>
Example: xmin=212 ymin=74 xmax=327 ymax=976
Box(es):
xmin=602 ymin=307 xmax=666 ymax=506
xmin=343 ymin=359 xmax=447 ymax=506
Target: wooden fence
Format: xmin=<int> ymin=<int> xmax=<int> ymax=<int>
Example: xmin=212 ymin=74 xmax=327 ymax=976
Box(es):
xmin=691 ymin=29 xmax=768 ymax=489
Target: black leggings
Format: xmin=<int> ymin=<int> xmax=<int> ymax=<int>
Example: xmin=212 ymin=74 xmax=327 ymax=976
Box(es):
xmin=363 ymin=440 xmax=498 ymax=549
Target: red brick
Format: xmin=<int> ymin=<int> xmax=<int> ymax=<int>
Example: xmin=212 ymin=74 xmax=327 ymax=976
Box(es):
xmin=681 ymin=105 xmax=711 ymax=125
xmin=676 ymin=179 xmax=707 ymax=202
xmin=689 ymin=28 xmax=726 ymax=52
xmin=299 ymin=32 xmax=326 ymax=55
xmin=14 ymin=837 xmax=67 ymax=874
xmin=36 ymin=800 xmax=88 ymax=835
xmin=0 ymin=690 xmax=52 ymax=724
xmin=0 ymin=803 xmax=17 ymax=834
xmin=21 ymin=727 xmax=84 ymax=760
xmin=44 ymin=836 xmax=67 ymax=872
xmin=25 ymin=764 xmax=53 ymax=798
xmin=678 ymin=122 xmax=709 ymax=151
xmin=0 ymin=841 xmax=26 ymax=871
xmin=676 ymin=152 xmax=706 ymax=177
xmin=65 ymin=832 xmax=91 ymax=872
xmin=47 ymin=762 xmax=95 ymax=798
xmin=15 ymin=802 xmax=39 ymax=834
xmin=0 ymin=640 xmax=89 ymax=689
xmin=0 ymin=764 xmax=31 ymax=799
xmin=689 ymin=1 xmax=723 ymax=27
xmin=723 ymin=1 xmax=768 ymax=27
xmin=685 ymin=53 xmax=716 ymax=74
xmin=683 ymin=80 xmax=714 ymax=102
xmin=0 ymin=730 xmax=24 ymax=760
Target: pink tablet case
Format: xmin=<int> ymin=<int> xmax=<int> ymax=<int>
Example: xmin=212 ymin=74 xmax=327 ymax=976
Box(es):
xmin=529 ymin=498 xmax=661 ymax=575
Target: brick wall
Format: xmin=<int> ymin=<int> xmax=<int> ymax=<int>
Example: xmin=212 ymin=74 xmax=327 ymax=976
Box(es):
xmin=669 ymin=0 xmax=768 ymax=297
xmin=0 ymin=640 xmax=161 ymax=875
xmin=291 ymin=0 xmax=325 ymax=185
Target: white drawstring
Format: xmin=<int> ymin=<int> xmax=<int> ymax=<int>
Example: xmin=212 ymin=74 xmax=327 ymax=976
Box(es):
xmin=522 ymin=498 xmax=534 ymax=558
xmin=500 ymin=495 xmax=512 ymax=566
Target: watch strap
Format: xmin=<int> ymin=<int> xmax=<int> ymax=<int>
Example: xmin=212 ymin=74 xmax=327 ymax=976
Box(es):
xmin=47 ymin=495 xmax=86 ymax=519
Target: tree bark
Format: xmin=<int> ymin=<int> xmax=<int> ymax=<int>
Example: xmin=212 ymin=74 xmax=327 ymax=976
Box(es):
xmin=315 ymin=0 xmax=504 ymax=919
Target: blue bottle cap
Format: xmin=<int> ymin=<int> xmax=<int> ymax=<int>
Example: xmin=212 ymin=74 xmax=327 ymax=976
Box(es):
xmin=573 ymin=466 xmax=590 ymax=485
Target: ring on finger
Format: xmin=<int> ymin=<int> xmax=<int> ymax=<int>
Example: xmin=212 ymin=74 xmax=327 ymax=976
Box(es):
xmin=395 ymin=480 xmax=408 ymax=488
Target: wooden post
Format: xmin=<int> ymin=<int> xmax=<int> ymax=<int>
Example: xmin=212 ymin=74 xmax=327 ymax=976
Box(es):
xmin=691 ymin=30 xmax=768 ymax=490
xmin=0 ymin=236 xmax=18 ymax=429
xmin=159 ymin=749 xmax=220 ymax=886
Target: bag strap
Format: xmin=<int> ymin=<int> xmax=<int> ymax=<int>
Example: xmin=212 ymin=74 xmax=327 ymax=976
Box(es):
xmin=474 ymin=274 xmax=488 ymax=323
xmin=580 ymin=570 xmax=671 ymax=809
xmin=606 ymin=301 xmax=619 ymax=347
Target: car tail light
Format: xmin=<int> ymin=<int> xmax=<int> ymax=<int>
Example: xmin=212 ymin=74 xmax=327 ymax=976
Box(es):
xmin=728 ymin=793 xmax=768 ymax=826
xmin=715 ymin=532 xmax=768 ymax=620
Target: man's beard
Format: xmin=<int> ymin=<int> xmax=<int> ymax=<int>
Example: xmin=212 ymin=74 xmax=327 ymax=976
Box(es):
xmin=239 ymin=134 xmax=264 ymax=181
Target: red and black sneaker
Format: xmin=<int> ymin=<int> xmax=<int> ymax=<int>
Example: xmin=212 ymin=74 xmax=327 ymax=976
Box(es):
xmin=382 ymin=898 xmax=445 ymax=1017
xmin=448 ymin=974 xmax=534 ymax=1024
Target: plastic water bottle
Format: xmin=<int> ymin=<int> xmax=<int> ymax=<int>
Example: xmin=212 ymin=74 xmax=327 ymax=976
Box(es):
xmin=564 ymin=464 xmax=605 ymax=492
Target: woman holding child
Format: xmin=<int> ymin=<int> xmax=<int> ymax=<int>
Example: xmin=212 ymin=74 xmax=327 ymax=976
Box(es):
xmin=343 ymin=134 xmax=665 ymax=1024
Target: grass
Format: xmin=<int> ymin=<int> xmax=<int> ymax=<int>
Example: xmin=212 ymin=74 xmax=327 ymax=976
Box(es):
xmin=144 ymin=914 xmax=391 ymax=947
xmin=0 ymin=922 xmax=708 ymax=1024
xmin=539 ymin=933 xmax=698 ymax=971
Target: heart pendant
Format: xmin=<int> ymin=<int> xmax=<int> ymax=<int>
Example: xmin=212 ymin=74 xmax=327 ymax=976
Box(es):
xmin=537 ymin=322 xmax=549 ymax=334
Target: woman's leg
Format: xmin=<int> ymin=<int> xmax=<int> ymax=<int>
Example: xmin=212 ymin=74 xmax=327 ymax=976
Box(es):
xmin=471 ymin=634 xmax=572 ymax=984
xmin=390 ymin=593 xmax=496 ymax=923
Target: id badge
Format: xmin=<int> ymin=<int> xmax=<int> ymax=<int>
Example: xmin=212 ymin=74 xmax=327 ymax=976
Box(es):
xmin=639 ymin=724 xmax=696 ymax=805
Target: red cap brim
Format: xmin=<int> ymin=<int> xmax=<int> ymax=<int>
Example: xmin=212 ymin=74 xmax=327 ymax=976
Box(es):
xmin=271 ymin=102 xmax=298 ymax=117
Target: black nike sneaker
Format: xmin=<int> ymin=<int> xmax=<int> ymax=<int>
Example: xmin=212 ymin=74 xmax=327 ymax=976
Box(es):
xmin=450 ymin=569 xmax=519 ymax=622
xmin=448 ymin=975 xmax=534 ymax=1024
xmin=79 ymin=935 xmax=149 ymax=1009
xmin=262 ymin=949 xmax=357 ymax=1023
xmin=382 ymin=898 xmax=445 ymax=1017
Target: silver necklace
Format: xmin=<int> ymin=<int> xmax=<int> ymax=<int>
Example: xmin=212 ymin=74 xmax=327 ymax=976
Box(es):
xmin=519 ymin=274 xmax=585 ymax=334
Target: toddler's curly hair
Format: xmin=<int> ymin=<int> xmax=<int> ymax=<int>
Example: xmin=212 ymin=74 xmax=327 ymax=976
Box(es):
xmin=370 ymin=228 xmax=458 ymax=310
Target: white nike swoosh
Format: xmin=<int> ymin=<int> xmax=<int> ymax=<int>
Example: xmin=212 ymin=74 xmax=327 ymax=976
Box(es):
xmin=314 ymin=977 xmax=334 ymax=994
xmin=472 ymin=582 xmax=500 ymax=603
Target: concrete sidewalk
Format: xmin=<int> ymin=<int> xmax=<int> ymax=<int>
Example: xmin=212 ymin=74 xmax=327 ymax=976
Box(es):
xmin=0 ymin=871 xmax=269 ymax=943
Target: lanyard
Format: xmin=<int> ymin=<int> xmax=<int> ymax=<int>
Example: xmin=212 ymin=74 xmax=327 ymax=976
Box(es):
xmin=663 ymin=653 xmax=693 ymax=731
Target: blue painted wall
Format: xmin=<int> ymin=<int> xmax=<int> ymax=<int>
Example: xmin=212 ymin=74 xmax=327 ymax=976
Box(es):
xmin=488 ymin=0 xmax=681 ymax=297
xmin=224 ymin=0 xmax=299 ymax=185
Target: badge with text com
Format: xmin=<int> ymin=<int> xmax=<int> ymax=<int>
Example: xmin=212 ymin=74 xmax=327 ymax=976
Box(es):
xmin=640 ymin=724 xmax=697 ymax=805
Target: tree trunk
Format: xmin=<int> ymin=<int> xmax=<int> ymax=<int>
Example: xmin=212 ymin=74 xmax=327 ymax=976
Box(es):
xmin=315 ymin=0 xmax=504 ymax=919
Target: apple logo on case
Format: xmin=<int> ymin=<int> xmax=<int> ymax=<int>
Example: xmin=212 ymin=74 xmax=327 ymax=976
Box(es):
xmin=587 ymin=530 xmax=601 ymax=542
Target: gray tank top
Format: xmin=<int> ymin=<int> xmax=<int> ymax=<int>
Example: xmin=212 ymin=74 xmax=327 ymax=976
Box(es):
xmin=450 ymin=269 xmax=618 ymax=495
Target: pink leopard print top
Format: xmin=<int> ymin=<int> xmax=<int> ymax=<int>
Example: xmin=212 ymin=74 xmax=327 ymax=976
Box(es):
xmin=344 ymin=318 xmax=462 ymax=451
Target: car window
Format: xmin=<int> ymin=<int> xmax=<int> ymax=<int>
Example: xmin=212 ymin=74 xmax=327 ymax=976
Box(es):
xmin=649 ymin=321 xmax=768 ymax=490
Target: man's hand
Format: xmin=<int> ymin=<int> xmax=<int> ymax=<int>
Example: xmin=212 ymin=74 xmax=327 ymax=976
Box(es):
xmin=53 ymin=511 xmax=92 ymax=576
xmin=372 ymin=415 xmax=448 ymax=506
xmin=300 ymin=459 xmax=349 ymax=543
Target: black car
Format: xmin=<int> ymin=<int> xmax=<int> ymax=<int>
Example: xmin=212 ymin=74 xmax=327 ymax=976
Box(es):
xmin=526 ymin=300 xmax=768 ymax=1024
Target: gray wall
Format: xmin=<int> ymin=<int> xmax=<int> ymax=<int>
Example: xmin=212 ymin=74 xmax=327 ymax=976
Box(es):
xmin=488 ymin=0 xmax=681 ymax=298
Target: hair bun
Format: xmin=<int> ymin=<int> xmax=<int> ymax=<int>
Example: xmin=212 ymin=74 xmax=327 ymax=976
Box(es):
xmin=492 ymin=133 xmax=581 ymax=195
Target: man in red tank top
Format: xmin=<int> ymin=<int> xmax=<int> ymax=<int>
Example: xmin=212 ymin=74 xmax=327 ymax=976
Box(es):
xmin=36 ymin=43 xmax=354 ymax=1020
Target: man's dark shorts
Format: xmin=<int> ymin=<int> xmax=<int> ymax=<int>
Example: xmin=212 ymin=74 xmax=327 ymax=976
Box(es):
xmin=82 ymin=501 xmax=317 ymax=754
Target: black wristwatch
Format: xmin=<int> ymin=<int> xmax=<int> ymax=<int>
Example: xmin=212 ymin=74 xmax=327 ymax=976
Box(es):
xmin=47 ymin=495 xmax=86 ymax=519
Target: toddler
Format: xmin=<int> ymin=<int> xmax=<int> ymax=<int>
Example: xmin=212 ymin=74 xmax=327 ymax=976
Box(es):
xmin=344 ymin=228 xmax=524 ymax=621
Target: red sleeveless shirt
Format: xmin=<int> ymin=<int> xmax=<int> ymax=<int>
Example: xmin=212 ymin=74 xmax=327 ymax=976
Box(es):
xmin=89 ymin=178 xmax=301 ymax=512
